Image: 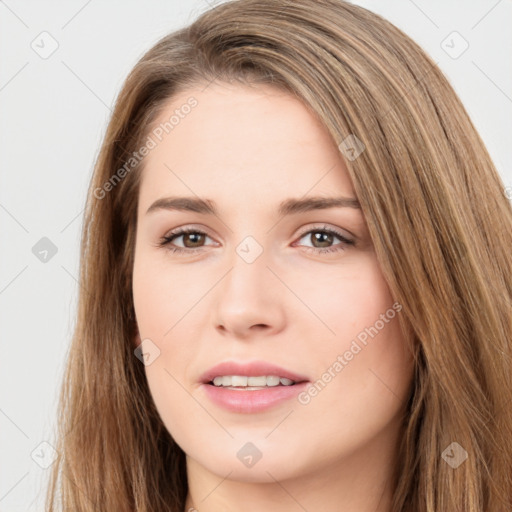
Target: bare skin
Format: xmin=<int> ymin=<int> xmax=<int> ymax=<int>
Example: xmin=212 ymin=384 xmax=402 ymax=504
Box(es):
xmin=131 ymin=81 xmax=414 ymax=512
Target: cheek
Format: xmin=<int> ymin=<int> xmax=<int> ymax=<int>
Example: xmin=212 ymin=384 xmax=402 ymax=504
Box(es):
xmin=132 ymin=252 xmax=199 ymax=399
xmin=132 ymin=249 xmax=205 ymax=340
xmin=287 ymin=251 xmax=398 ymax=347
xmin=291 ymin=254 xmax=413 ymax=437
xmin=132 ymin=261 xmax=202 ymax=442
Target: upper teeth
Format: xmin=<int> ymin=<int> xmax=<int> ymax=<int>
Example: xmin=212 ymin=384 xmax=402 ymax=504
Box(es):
xmin=212 ymin=375 xmax=295 ymax=387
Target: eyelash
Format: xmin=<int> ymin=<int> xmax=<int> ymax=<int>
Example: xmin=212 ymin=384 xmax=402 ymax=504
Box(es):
xmin=157 ymin=225 xmax=354 ymax=256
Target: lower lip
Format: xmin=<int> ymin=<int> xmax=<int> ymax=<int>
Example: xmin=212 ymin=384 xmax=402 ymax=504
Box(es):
xmin=201 ymin=382 xmax=309 ymax=413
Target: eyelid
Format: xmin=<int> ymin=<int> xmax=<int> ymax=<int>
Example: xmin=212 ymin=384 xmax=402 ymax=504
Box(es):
xmin=161 ymin=224 xmax=216 ymax=241
xmin=294 ymin=223 xmax=355 ymax=243
xmin=161 ymin=223 xmax=354 ymax=242
xmin=159 ymin=225 xmax=218 ymax=248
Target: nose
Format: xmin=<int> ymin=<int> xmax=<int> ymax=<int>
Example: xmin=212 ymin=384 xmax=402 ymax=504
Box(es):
xmin=212 ymin=245 xmax=286 ymax=340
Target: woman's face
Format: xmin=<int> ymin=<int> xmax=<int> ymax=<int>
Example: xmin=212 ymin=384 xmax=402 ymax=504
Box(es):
xmin=132 ymin=82 xmax=414 ymax=485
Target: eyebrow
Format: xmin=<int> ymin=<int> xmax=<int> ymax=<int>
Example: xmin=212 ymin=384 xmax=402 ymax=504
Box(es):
xmin=146 ymin=195 xmax=361 ymax=216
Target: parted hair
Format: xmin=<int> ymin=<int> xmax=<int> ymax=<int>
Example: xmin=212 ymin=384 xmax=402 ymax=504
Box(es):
xmin=46 ymin=1 xmax=512 ymax=510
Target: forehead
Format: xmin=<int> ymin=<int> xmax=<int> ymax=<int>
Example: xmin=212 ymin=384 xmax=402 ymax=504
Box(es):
xmin=138 ymin=82 xmax=356 ymax=215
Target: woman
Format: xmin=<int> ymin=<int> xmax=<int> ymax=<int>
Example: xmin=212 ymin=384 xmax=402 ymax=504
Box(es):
xmin=46 ymin=0 xmax=512 ymax=511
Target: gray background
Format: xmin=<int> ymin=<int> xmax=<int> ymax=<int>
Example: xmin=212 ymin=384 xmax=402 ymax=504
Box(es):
xmin=1 ymin=1 xmax=510 ymax=510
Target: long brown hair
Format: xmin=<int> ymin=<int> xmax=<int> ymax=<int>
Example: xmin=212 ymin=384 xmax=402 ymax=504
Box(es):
xmin=46 ymin=0 xmax=512 ymax=510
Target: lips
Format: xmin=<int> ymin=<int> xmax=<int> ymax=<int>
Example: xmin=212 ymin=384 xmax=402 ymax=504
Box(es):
xmin=199 ymin=361 xmax=310 ymax=413
xmin=199 ymin=360 xmax=309 ymax=385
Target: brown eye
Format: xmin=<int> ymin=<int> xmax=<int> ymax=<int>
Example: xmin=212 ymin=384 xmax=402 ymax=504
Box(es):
xmin=180 ymin=232 xmax=206 ymax=248
xmin=309 ymin=231 xmax=335 ymax=248
xmin=294 ymin=226 xmax=355 ymax=254
xmin=159 ymin=228 xmax=214 ymax=254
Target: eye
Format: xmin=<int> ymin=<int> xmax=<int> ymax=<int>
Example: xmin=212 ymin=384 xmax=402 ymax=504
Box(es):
xmin=293 ymin=225 xmax=355 ymax=254
xmin=157 ymin=224 xmax=354 ymax=256
xmin=158 ymin=228 xmax=216 ymax=255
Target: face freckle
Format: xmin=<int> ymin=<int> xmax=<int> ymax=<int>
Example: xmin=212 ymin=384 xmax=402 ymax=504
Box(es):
xmin=131 ymin=81 xmax=414 ymax=494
